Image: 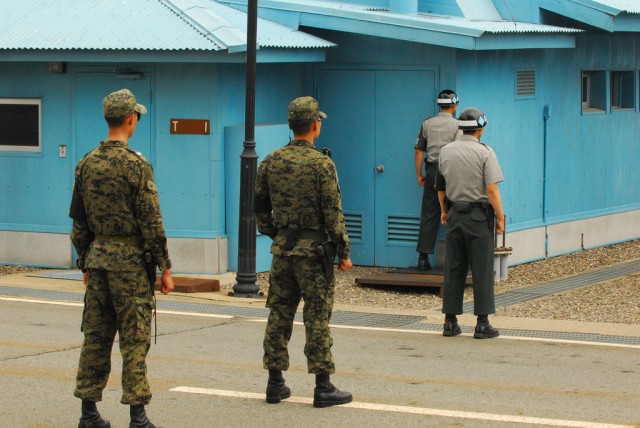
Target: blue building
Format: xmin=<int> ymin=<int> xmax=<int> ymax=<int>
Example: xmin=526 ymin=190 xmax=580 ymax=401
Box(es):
xmin=1 ymin=0 xmax=639 ymax=273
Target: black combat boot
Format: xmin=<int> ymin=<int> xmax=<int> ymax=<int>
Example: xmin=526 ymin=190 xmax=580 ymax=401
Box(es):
xmin=474 ymin=315 xmax=500 ymax=339
xmin=129 ymin=404 xmax=157 ymax=428
xmin=417 ymin=253 xmax=431 ymax=271
xmin=266 ymin=369 xmax=291 ymax=404
xmin=78 ymin=399 xmax=111 ymax=428
xmin=313 ymin=374 xmax=353 ymax=408
xmin=443 ymin=314 xmax=461 ymax=337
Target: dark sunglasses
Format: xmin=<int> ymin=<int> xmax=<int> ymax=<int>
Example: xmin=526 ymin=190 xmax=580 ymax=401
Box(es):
xmin=135 ymin=112 xmax=141 ymax=121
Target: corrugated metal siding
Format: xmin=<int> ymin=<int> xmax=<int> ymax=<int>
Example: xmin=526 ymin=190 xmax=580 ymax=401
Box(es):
xmin=463 ymin=20 xmax=580 ymax=34
xmin=0 ymin=0 xmax=333 ymax=51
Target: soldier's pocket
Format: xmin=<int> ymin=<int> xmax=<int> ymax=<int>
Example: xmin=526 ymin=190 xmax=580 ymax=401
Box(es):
xmin=470 ymin=209 xmax=488 ymax=222
xmin=133 ymin=297 xmax=153 ymax=342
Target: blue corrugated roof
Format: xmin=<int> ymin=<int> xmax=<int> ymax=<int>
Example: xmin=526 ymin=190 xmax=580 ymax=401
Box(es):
xmin=0 ymin=0 xmax=334 ymax=52
xmin=220 ymin=0 xmax=580 ymax=50
xmin=589 ymin=0 xmax=640 ymax=15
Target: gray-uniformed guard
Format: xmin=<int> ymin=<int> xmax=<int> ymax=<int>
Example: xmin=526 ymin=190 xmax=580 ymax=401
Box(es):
xmin=414 ymin=90 xmax=461 ymax=270
xmin=69 ymin=89 xmax=174 ymax=428
xmin=435 ymin=107 xmax=505 ymax=339
xmin=254 ymin=96 xmax=354 ymax=408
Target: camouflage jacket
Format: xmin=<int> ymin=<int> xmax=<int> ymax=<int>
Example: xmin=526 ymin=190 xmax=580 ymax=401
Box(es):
xmin=254 ymin=139 xmax=350 ymax=259
xmin=70 ymin=140 xmax=171 ymax=272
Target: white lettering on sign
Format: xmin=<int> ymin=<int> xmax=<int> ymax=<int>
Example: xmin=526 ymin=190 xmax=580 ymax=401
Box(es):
xmin=170 ymin=119 xmax=211 ymax=135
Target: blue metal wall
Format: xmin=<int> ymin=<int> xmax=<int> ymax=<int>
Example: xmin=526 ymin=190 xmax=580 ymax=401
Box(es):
xmin=456 ymin=32 xmax=640 ymax=231
xmin=0 ymin=61 xmax=307 ymax=247
xmin=0 ymin=63 xmax=74 ymax=234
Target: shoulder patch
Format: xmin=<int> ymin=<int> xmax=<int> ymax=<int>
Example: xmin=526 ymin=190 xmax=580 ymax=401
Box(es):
xmin=146 ymin=180 xmax=157 ymax=192
xmin=125 ymin=147 xmax=149 ymax=163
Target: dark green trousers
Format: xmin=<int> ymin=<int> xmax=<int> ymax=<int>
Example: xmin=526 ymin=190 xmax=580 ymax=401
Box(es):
xmin=416 ymin=163 xmax=441 ymax=254
xmin=263 ymin=254 xmax=335 ymax=375
xmin=442 ymin=207 xmax=496 ymax=315
xmin=74 ymin=268 xmax=154 ymax=405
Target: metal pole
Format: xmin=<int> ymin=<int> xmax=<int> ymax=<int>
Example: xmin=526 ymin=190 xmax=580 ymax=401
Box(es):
xmin=232 ymin=0 xmax=261 ymax=297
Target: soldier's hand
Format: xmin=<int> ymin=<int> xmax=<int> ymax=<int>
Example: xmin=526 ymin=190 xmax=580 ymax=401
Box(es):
xmin=161 ymin=269 xmax=175 ymax=295
xmin=83 ymin=272 xmax=88 ymax=286
xmin=496 ymin=216 xmax=505 ymax=234
xmin=337 ymin=258 xmax=352 ymax=272
xmin=417 ymin=175 xmax=426 ymax=186
xmin=441 ymin=211 xmax=447 ymax=225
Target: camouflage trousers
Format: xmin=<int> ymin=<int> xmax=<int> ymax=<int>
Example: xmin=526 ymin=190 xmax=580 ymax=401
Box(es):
xmin=263 ymin=254 xmax=336 ymax=375
xmin=74 ymin=268 xmax=154 ymax=405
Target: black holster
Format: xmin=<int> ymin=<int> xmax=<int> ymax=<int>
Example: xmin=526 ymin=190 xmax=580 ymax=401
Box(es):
xmin=143 ymin=251 xmax=157 ymax=290
xmin=317 ymin=240 xmax=337 ymax=283
xmin=484 ymin=204 xmax=495 ymax=230
xmin=283 ymin=224 xmax=299 ymax=251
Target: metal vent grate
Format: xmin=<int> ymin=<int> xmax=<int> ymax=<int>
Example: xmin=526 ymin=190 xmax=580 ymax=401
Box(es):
xmin=387 ymin=215 xmax=420 ymax=244
xmin=516 ymin=70 xmax=535 ymax=97
xmin=344 ymin=212 xmax=363 ymax=242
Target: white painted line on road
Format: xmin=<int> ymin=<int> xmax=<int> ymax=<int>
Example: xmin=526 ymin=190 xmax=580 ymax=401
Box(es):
xmin=0 ymin=296 xmax=83 ymax=307
xmin=3 ymin=296 xmax=637 ymax=349
xmin=248 ymin=319 xmax=640 ymax=349
xmin=171 ymin=386 xmax=634 ymax=428
xmin=156 ymin=310 xmax=232 ymax=319
xmin=0 ymin=296 xmax=232 ymax=319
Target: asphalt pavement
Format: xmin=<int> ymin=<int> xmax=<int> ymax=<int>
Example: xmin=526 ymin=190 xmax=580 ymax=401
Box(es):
xmin=0 ymin=271 xmax=638 ymax=428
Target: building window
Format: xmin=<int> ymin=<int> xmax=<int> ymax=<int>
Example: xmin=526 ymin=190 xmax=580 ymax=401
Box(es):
xmin=610 ymin=71 xmax=635 ymax=110
xmin=516 ymin=70 xmax=535 ymax=98
xmin=0 ymin=98 xmax=41 ymax=152
xmin=581 ymin=71 xmax=606 ymax=113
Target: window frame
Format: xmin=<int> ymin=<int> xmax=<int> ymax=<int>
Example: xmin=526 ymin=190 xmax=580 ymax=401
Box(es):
xmin=581 ymin=70 xmax=607 ymax=115
xmin=0 ymin=98 xmax=42 ymax=152
xmin=610 ymin=70 xmax=635 ymax=111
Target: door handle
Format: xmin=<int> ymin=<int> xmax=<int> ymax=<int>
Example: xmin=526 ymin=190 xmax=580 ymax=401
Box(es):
xmin=376 ymin=164 xmax=385 ymax=173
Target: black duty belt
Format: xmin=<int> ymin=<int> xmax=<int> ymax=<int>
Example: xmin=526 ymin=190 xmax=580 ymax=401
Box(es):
xmin=449 ymin=201 xmax=491 ymax=212
xmin=277 ymin=228 xmax=327 ymax=241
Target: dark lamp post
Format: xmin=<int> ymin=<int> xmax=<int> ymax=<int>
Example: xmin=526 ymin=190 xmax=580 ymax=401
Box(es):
xmin=231 ymin=0 xmax=262 ymax=298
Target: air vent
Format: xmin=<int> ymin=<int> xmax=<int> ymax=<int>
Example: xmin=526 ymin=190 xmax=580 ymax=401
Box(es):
xmin=387 ymin=215 xmax=420 ymax=245
xmin=516 ymin=70 xmax=535 ymax=98
xmin=344 ymin=212 xmax=363 ymax=242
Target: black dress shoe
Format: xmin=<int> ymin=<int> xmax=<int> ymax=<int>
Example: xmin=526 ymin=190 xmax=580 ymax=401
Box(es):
xmin=474 ymin=321 xmax=500 ymax=339
xmin=417 ymin=256 xmax=431 ymax=271
xmin=442 ymin=321 xmax=462 ymax=337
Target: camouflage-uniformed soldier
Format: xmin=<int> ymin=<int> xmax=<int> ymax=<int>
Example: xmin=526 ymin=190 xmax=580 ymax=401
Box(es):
xmin=414 ymin=89 xmax=461 ymax=270
xmin=69 ymin=89 xmax=174 ymax=428
xmin=254 ymin=96 xmax=353 ymax=408
xmin=435 ymin=107 xmax=505 ymax=339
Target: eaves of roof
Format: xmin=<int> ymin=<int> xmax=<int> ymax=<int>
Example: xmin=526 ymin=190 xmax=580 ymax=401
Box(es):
xmin=0 ymin=0 xmax=334 ymax=54
xmin=219 ymin=0 xmax=580 ymax=50
xmin=540 ymin=0 xmax=640 ymax=32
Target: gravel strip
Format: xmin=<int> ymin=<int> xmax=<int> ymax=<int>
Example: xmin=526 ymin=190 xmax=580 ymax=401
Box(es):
xmin=255 ymin=240 xmax=640 ymax=324
xmin=2 ymin=240 xmax=639 ymax=324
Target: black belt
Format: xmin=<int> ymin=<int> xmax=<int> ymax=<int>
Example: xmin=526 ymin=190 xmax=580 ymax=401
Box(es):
xmin=449 ymin=201 xmax=490 ymax=212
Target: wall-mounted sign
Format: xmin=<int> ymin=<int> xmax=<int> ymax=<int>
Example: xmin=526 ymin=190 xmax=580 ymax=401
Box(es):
xmin=170 ymin=119 xmax=210 ymax=135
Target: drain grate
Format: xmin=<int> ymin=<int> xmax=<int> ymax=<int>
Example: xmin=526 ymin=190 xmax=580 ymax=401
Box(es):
xmin=402 ymin=322 xmax=640 ymax=346
xmin=463 ymin=258 xmax=640 ymax=313
xmin=1 ymin=284 xmax=639 ymax=346
xmin=330 ymin=311 xmax=423 ymax=328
